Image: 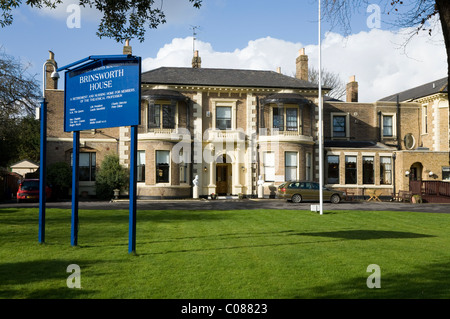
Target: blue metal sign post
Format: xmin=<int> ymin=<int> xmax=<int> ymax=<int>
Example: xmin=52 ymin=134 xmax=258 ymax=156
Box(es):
xmin=38 ymin=99 xmax=47 ymax=244
xmin=59 ymin=55 xmax=141 ymax=253
xmin=128 ymin=125 xmax=138 ymax=254
xmin=71 ymin=131 xmax=80 ymax=246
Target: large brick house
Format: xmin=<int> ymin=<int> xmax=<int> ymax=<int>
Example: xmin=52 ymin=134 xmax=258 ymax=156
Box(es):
xmin=43 ymin=45 xmax=449 ymax=199
xmin=324 ymin=76 xmax=449 ymax=199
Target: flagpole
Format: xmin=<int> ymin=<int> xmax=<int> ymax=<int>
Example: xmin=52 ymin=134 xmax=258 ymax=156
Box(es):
xmin=318 ymin=0 xmax=324 ymax=215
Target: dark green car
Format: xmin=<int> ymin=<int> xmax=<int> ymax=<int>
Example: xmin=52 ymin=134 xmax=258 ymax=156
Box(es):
xmin=277 ymin=181 xmax=345 ymax=204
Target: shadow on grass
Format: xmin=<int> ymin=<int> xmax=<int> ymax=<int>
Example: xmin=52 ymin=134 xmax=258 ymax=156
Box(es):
xmin=296 ymin=230 xmax=435 ymax=240
xmin=297 ymin=260 xmax=450 ymax=299
xmin=0 ymin=259 xmax=97 ymax=298
xmin=136 ymin=229 xmax=435 ymax=257
xmin=78 ymin=210 xmax=231 ymax=224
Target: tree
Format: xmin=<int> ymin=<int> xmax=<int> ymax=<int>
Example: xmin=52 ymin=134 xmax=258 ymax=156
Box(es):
xmin=0 ymin=0 xmax=202 ymax=43
xmin=0 ymin=50 xmax=40 ymax=168
xmin=0 ymin=50 xmax=39 ymax=120
xmin=321 ymin=0 xmax=450 ymax=83
xmin=308 ymin=67 xmax=346 ymax=100
xmin=16 ymin=117 xmax=40 ymax=163
xmin=95 ymin=154 xmax=129 ymax=199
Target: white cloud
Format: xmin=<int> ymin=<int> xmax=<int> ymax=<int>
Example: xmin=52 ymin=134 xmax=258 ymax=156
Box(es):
xmin=142 ymin=27 xmax=447 ymax=102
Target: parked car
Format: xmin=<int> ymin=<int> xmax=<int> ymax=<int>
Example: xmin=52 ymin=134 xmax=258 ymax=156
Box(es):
xmin=16 ymin=179 xmax=51 ymax=203
xmin=277 ymin=181 xmax=345 ymax=204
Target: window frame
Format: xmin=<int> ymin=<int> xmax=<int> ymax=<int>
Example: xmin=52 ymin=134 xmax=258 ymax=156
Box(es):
xmin=327 ymin=155 xmax=340 ymax=184
xmin=362 ymin=156 xmax=374 ymax=185
xmin=442 ymin=167 xmax=450 ymax=181
xmin=285 ymin=151 xmax=298 ymax=182
xmin=381 ymin=113 xmax=396 ymax=138
xmin=137 ymin=150 xmax=145 ymax=183
xmin=305 ymin=152 xmax=312 ymax=181
xmin=331 ymin=113 xmax=349 ymax=138
xmin=71 ymin=152 xmax=96 ymax=182
xmin=345 ymin=155 xmax=357 ymax=185
xmin=148 ymin=102 xmax=178 ymax=130
xmin=211 ymin=99 xmax=237 ymax=130
xmin=380 ymin=156 xmax=392 ymax=185
xmin=156 ymin=150 xmax=170 ymax=184
xmin=263 ymin=152 xmax=275 ymax=182
xmin=422 ymin=104 xmax=428 ymax=135
xmin=271 ymin=104 xmax=302 ymax=133
xmin=216 ymin=106 xmax=232 ymax=130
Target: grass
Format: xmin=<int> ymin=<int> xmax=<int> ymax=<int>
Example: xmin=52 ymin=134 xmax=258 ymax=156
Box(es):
xmin=1 ymin=207 xmax=450 ymax=299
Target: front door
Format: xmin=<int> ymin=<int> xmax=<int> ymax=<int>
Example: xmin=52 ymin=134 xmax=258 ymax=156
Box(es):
xmin=216 ymin=164 xmax=230 ymax=195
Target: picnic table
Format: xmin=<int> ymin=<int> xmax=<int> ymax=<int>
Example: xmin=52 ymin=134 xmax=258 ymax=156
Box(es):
xmin=366 ymin=189 xmax=382 ymax=202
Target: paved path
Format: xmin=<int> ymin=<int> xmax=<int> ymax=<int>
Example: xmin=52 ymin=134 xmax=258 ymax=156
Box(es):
xmin=1 ymin=199 xmax=450 ymax=213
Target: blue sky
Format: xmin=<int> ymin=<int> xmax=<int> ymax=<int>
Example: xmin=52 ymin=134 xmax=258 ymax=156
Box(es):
xmin=1 ymin=0 xmax=447 ymax=102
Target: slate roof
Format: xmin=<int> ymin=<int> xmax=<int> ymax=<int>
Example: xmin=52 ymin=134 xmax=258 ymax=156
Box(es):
xmin=324 ymin=140 xmax=395 ymax=149
xmin=141 ymin=89 xmax=187 ymax=101
xmin=141 ymin=67 xmax=320 ymax=90
xmin=378 ymin=77 xmax=448 ymax=102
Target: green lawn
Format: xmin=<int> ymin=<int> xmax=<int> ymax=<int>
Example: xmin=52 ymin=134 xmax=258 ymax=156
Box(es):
xmin=1 ymin=207 xmax=449 ymax=299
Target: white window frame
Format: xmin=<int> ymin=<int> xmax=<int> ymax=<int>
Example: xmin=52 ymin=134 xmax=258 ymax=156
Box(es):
xmin=380 ymin=156 xmax=392 ymax=185
xmin=442 ymin=167 xmax=450 ymax=181
xmin=422 ymin=104 xmax=428 ymax=135
xmin=285 ymin=151 xmax=298 ymax=181
xmin=137 ymin=150 xmax=146 ymax=183
xmin=263 ymin=152 xmax=275 ymax=182
xmin=211 ymin=99 xmax=237 ymax=130
xmin=381 ymin=112 xmax=397 ymax=138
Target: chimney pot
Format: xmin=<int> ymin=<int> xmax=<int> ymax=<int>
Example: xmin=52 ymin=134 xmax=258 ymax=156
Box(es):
xmin=123 ymin=39 xmax=132 ymax=55
xmin=277 ymin=67 xmax=281 ymax=74
xmin=46 ymin=51 xmax=58 ymax=90
xmin=295 ymin=48 xmax=308 ymax=82
xmin=192 ymin=50 xmax=202 ymax=68
xmin=346 ymin=75 xmax=358 ymax=102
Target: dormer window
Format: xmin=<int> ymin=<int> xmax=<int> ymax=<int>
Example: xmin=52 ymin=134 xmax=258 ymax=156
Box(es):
xmin=333 ymin=115 xmax=346 ymax=137
xmin=331 ymin=113 xmax=349 ymax=138
xmin=381 ymin=113 xmax=396 ymax=138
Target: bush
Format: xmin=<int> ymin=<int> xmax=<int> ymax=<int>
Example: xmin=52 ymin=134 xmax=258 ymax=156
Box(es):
xmin=95 ymin=154 xmax=128 ymax=199
xmin=47 ymin=162 xmax=71 ymax=199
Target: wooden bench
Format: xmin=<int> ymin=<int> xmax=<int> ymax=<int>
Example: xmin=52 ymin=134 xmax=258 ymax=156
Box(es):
xmin=393 ymin=190 xmax=412 ymax=202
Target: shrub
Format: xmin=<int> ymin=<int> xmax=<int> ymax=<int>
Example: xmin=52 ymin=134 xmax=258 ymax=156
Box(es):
xmin=47 ymin=162 xmax=71 ymax=199
xmin=95 ymin=154 xmax=128 ymax=199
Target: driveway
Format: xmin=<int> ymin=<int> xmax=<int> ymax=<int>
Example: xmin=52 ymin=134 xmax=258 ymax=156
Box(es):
xmin=1 ymin=198 xmax=449 ymax=213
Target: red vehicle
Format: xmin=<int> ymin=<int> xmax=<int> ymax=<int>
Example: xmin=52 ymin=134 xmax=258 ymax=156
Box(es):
xmin=16 ymin=179 xmax=51 ymax=203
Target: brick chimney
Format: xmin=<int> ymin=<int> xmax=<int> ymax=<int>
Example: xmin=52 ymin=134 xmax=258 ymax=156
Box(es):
xmin=46 ymin=51 xmax=58 ymax=90
xmin=295 ymin=48 xmax=308 ymax=81
xmin=123 ymin=39 xmax=132 ymax=55
xmin=346 ymin=75 xmax=358 ymax=102
xmin=192 ymin=50 xmax=201 ymax=68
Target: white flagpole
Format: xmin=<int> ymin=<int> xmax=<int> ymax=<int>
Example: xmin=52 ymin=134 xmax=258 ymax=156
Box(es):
xmin=318 ymin=0 xmax=324 ymax=215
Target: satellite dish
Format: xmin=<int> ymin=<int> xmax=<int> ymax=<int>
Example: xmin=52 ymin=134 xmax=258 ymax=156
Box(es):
xmin=404 ymin=133 xmax=415 ymax=150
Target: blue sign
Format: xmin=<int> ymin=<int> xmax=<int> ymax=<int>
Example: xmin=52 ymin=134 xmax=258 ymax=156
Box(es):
xmin=64 ymin=57 xmax=140 ymax=131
